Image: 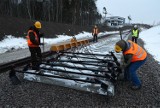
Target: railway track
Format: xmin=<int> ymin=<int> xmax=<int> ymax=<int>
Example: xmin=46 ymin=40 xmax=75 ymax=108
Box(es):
xmin=4 ymin=32 xmax=131 ymax=96
xmin=0 ymin=31 xmax=130 ymax=73
xmin=0 ymin=51 xmax=53 ymax=72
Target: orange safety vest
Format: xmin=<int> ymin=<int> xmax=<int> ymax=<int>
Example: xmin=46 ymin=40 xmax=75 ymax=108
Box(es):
xmin=93 ymin=28 xmax=98 ymax=35
xmin=123 ymin=40 xmax=147 ymax=62
xmin=26 ymin=30 xmax=39 ymax=47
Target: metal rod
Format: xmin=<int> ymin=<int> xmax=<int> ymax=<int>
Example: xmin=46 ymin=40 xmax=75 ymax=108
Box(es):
xmin=58 ymin=59 xmax=107 ymax=63
xmin=42 ymin=62 xmax=111 ymax=73
xmin=110 ymin=52 xmax=120 ymax=66
xmin=40 ymin=67 xmax=111 ymax=79
xmin=61 ymin=51 xmax=112 ymax=57
xmin=51 ymin=60 xmax=107 ymax=67
xmin=47 ymin=56 xmax=114 ymax=64
xmin=40 ymin=67 xmax=115 ymax=82
xmin=63 ymin=54 xmax=113 ymax=62
xmin=14 ymin=69 xmax=108 ymax=83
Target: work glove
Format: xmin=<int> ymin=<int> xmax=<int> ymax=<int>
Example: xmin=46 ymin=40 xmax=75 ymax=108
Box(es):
xmin=120 ymin=62 xmax=128 ymax=70
xmin=40 ymin=33 xmax=44 ymax=37
xmin=40 ymin=43 xmax=44 ymax=45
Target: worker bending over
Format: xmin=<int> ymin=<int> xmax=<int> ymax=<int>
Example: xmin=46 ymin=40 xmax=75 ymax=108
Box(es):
xmin=115 ymin=40 xmax=147 ymax=90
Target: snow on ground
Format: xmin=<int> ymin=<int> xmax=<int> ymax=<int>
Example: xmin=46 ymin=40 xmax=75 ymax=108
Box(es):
xmin=140 ymin=25 xmax=160 ymax=63
xmin=0 ymin=31 xmax=118 ymax=54
xmin=0 ymin=36 xmax=27 ymax=54
xmin=0 ymin=26 xmax=160 ymax=64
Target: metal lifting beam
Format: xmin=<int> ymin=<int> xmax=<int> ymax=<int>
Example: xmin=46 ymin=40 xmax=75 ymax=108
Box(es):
xmin=10 ymin=69 xmax=99 ymax=84
xmin=42 ymin=63 xmax=120 ymax=78
xmin=10 ymin=67 xmax=116 ymax=85
xmin=42 ymin=62 xmax=111 ymax=73
xmin=47 ymin=55 xmax=114 ymax=64
xmin=61 ymin=51 xmax=112 ymax=57
xmin=62 ymin=54 xmax=113 ymax=62
xmin=40 ymin=67 xmax=114 ymax=81
xmin=49 ymin=59 xmax=108 ymax=67
xmin=10 ymin=69 xmax=112 ymax=95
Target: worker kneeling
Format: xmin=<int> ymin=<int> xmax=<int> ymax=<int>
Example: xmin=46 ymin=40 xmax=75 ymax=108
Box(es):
xmin=115 ymin=40 xmax=147 ymax=90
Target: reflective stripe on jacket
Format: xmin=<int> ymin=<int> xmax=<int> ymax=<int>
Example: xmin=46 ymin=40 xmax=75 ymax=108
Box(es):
xmin=93 ymin=28 xmax=98 ymax=35
xmin=123 ymin=40 xmax=147 ymax=62
xmin=132 ymin=29 xmax=138 ymax=37
xmin=26 ymin=30 xmax=39 ymax=47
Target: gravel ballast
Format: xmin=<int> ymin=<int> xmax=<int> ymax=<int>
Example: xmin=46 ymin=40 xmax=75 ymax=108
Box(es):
xmin=0 ymin=38 xmax=160 ymax=107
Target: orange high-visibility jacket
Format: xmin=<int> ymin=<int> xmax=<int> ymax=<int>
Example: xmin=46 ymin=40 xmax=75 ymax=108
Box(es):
xmin=93 ymin=28 xmax=99 ymax=35
xmin=26 ymin=30 xmax=39 ymax=47
xmin=123 ymin=40 xmax=147 ymax=62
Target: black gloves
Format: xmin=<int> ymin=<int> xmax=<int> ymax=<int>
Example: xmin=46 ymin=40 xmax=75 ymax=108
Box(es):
xmin=40 ymin=43 xmax=44 ymax=45
xmin=39 ymin=33 xmax=44 ymax=37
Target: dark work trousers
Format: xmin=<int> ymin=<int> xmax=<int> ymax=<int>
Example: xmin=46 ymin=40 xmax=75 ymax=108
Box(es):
xmin=132 ymin=37 xmax=138 ymax=43
xmin=124 ymin=57 xmax=147 ymax=87
xmin=93 ymin=34 xmax=98 ymax=42
xmin=29 ymin=47 xmax=42 ymax=69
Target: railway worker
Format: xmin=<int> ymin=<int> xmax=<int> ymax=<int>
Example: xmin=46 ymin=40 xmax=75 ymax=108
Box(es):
xmin=26 ymin=21 xmax=44 ymax=70
xmin=92 ymin=25 xmax=99 ymax=42
xmin=115 ymin=39 xmax=147 ymax=90
xmin=131 ymin=25 xmax=139 ymax=43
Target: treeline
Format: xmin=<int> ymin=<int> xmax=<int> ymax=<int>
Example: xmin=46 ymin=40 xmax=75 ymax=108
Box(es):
xmin=0 ymin=0 xmax=102 ymax=26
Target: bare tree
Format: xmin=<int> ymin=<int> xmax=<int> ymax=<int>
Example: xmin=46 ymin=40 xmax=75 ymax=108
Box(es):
xmin=0 ymin=0 xmax=101 ymax=25
xmin=26 ymin=0 xmax=32 ymax=20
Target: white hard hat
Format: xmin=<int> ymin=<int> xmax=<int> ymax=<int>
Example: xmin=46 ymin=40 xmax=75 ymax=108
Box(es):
xmin=134 ymin=25 xmax=137 ymax=28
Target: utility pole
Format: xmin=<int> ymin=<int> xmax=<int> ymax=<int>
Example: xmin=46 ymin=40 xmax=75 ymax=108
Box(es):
xmin=128 ymin=15 xmax=132 ymax=24
xmin=103 ymin=7 xmax=107 ymax=18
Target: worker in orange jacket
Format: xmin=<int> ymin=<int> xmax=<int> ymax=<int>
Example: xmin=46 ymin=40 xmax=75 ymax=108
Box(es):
xmin=92 ymin=25 xmax=99 ymax=42
xmin=26 ymin=21 xmax=44 ymax=70
xmin=115 ymin=40 xmax=147 ymax=90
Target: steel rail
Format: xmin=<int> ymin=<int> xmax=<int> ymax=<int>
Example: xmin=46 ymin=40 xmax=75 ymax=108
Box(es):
xmin=0 ymin=31 xmax=130 ymax=74
xmin=0 ymin=51 xmax=52 ymax=73
xmin=50 ymin=59 xmax=108 ymax=67
xmin=61 ymin=51 xmax=112 ymax=57
xmin=34 ymin=66 xmax=115 ymax=82
xmin=40 ymin=67 xmax=112 ymax=79
xmin=62 ymin=54 xmax=113 ymax=62
xmin=13 ymin=69 xmax=106 ymax=84
xmin=42 ymin=62 xmax=111 ymax=73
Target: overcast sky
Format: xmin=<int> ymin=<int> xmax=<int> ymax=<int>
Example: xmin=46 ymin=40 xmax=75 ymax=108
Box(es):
xmin=96 ymin=0 xmax=160 ymax=25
